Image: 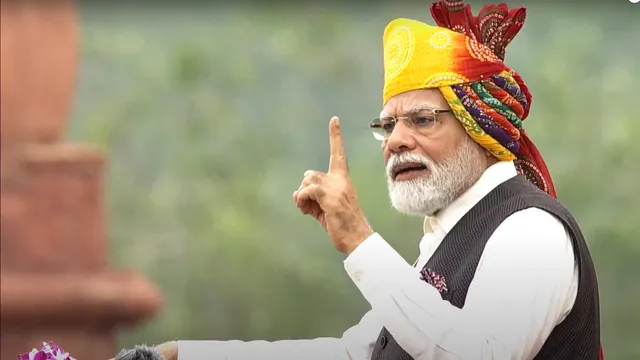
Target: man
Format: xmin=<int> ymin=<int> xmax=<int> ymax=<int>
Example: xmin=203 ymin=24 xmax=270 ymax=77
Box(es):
xmin=113 ymin=1 xmax=602 ymax=359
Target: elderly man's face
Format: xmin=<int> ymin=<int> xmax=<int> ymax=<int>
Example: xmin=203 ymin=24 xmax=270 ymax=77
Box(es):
xmin=381 ymin=89 xmax=491 ymax=216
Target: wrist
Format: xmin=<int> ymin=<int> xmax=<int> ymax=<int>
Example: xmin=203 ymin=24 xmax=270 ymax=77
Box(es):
xmin=342 ymin=226 xmax=374 ymax=255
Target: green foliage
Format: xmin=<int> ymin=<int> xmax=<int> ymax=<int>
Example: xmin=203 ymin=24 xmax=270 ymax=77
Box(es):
xmin=71 ymin=3 xmax=640 ymax=359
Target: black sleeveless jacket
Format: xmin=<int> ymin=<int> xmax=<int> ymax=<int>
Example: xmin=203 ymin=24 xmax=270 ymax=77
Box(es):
xmin=370 ymin=175 xmax=600 ymax=360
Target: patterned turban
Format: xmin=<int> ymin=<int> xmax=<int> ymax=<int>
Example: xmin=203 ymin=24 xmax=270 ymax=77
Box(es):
xmin=382 ymin=0 xmax=557 ymax=198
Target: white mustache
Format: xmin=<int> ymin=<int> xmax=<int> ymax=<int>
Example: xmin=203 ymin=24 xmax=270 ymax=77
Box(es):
xmin=386 ymin=152 xmax=433 ymax=180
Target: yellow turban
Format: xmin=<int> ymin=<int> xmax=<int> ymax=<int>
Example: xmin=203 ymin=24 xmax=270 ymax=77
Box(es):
xmin=381 ymin=1 xmax=557 ymax=198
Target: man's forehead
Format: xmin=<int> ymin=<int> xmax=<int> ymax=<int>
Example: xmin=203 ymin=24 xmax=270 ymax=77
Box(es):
xmin=380 ymin=89 xmax=447 ymax=117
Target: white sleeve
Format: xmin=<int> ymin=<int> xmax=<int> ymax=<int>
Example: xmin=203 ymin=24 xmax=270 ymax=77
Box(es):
xmin=343 ymin=208 xmax=577 ymax=360
xmin=177 ymin=309 xmax=382 ymax=360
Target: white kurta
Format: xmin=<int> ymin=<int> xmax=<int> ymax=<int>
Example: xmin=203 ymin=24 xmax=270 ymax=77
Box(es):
xmin=178 ymin=161 xmax=578 ymax=360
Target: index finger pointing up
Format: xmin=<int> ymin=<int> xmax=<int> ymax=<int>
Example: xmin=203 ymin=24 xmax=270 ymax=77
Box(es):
xmin=328 ymin=116 xmax=348 ymax=175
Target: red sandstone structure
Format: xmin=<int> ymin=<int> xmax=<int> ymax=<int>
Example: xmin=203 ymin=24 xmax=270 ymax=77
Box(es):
xmin=0 ymin=1 xmax=162 ymax=358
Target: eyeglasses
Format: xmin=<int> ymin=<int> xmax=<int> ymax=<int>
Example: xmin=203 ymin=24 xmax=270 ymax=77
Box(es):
xmin=369 ymin=108 xmax=451 ymax=141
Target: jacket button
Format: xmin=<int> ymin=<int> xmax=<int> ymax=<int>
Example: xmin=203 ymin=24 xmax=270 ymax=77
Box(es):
xmin=380 ymin=335 xmax=387 ymax=348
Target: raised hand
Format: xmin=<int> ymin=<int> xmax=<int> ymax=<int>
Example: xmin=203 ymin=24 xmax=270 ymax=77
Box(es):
xmin=293 ymin=117 xmax=374 ymax=254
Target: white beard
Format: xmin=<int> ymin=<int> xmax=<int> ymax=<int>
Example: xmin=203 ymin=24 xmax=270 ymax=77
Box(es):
xmin=386 ymin=136 xmax=486 ymax=217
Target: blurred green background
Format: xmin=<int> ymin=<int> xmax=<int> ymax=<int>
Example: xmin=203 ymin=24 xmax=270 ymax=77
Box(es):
xmin=70 ymin=2 xmax=639 ymax=359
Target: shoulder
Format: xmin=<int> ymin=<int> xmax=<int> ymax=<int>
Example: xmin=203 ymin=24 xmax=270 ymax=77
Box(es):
xmin=483 ymin=207 xmax=575 ymax=266
xmin=497 ymin=207 xmax=568 ymax=238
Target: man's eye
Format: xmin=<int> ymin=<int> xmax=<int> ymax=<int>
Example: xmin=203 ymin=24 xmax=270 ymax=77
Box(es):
xmin=412 ymin=114 xmax=435 ymax=126
xmin=381 ymin=119 xmax=396 ymax=132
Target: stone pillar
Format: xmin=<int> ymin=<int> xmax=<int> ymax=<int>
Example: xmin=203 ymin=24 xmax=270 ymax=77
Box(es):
xmin=0 ymin=1 xmax=162 ymax=359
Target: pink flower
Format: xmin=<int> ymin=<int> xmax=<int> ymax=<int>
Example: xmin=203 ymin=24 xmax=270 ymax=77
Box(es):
xmin=18 ymin=342 xmax=76 ymax=360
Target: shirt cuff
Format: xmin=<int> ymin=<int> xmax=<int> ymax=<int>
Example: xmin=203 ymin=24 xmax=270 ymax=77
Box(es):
xmin=343 ymin=233 xmax=418 ymax=299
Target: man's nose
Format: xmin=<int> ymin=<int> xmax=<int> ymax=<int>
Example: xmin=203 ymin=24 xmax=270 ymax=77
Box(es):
xmin=386 ymin=121 xmax=417 ymax=154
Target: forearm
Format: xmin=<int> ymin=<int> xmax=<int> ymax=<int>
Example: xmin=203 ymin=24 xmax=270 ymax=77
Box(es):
xmin=112 ymin=308 xmax=382 ymax=360
xmin=173 ymin=308 xmax=381 ymax=360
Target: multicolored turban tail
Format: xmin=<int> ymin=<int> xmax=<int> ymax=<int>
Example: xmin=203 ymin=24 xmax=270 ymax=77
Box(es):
xmin=382 ymin=0 xmax=557 ymax=198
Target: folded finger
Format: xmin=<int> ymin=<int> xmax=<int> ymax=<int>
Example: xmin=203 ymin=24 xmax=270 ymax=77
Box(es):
xmin=296 ymin=184 xmax=325 ymax=203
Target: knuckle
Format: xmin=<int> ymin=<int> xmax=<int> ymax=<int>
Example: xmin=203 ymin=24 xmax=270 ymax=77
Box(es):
xmin=304 ymin=170 xmax=322 ymax=177
xmin=306 ymin=172 xmax=324 ymax=184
